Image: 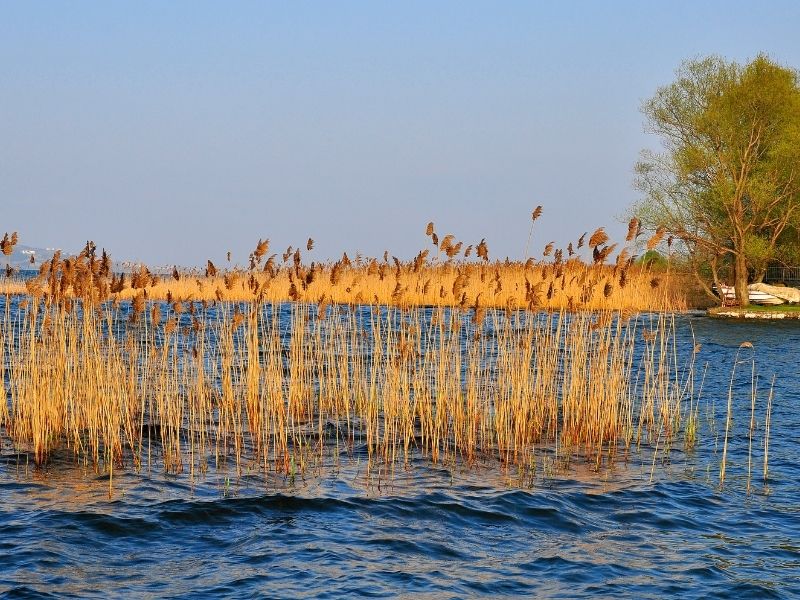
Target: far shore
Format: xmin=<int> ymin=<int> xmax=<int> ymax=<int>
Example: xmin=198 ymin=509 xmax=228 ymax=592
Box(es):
xmin=708 ymin=305 xmax=800 ymax=320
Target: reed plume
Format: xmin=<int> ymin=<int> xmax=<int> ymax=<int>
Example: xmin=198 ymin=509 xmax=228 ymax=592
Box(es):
xmin=626 ymin=217 xmax=639 ymax=242
xmin=647 ymin=226 xmax=666 ymax=251
xmin=588 ymin=227 xmax=609 ymax=248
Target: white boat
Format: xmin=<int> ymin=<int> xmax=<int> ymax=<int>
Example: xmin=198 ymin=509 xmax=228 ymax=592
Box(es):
xmin=716 ymin=284 xmax=785 ymax=305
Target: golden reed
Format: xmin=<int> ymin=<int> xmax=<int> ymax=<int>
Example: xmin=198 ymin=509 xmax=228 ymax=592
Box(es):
xmin=2 ymin=216 xmax=750 ymax=491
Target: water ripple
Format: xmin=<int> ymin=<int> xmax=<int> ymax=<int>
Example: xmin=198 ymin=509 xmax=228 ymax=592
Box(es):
xmin=1 ymin=315 xmax=800 ymax=597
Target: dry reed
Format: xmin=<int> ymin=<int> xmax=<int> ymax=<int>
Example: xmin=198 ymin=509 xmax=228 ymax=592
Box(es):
xmin=0 ymin=223 xmax=765 ymax=492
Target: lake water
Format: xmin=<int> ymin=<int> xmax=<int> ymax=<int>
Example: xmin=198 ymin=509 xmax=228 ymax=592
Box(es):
xmin=1 ymin=310 xmax=799 ymax=598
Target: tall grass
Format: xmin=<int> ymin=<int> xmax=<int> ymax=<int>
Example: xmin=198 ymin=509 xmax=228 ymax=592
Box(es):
xmin=0 ymin=222 xmax=686 ymax=312
xmin=2 ymin=296 xmax=694 ymax=477
xmin=0 ymin=222 xmax=766 ymax=490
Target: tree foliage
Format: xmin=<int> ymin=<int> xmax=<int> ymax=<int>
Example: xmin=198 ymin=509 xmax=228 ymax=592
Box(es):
xmin=636 ymin=55 xmax=800 ymax=305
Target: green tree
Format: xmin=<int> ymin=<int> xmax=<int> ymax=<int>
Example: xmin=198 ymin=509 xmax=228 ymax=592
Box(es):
xmin=635 ymin=55 xmax=800 ymax=305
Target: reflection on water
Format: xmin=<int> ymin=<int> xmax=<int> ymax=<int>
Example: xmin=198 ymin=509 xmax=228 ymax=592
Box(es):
xmin=1 ymin=313 xmax=799 ymax=597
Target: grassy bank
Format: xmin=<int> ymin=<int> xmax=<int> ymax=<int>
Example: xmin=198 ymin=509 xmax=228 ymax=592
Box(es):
xmin=709 ymin=304 xmax=800 ymax=319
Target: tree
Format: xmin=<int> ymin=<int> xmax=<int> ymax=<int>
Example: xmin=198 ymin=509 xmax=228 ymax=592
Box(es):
xmin=635 ymin=55 xmax=800 ymax=306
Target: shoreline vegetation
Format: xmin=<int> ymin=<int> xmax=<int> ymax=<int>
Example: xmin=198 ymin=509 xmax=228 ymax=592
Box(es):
xmin=0 ymin=220 xmax=687 ymax=313
xmin=0 ymin=220 xmax=772 ymax=494
xmin=0 ymin=260 xmax=688 ymax=312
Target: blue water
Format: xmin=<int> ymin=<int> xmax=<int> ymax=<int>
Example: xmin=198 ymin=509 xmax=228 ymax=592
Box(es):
xmin=1 ymin=312 xmax=799 ymax=598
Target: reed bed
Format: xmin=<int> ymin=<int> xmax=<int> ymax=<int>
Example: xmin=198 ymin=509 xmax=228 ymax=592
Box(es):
xmin=0 ymin=221 xmax=766 ymax=491
xmin=115 ymin=260 xmax=686 ymax=312
xmin=0 ymin=220 xmax=686 ymax=312
xmin=1 ymin=295 xmax=691 ymax=477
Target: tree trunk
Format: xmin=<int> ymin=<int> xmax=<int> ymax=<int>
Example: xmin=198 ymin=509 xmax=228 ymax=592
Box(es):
xmin=734 ymin=252 xmax=750 ymax=307
xmin=706 ymin=255 xmax=724 ymax=303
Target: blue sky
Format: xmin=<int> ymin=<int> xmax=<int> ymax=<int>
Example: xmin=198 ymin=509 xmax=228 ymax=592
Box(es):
xmin=1 ymin=1 xmax=799 ymax=266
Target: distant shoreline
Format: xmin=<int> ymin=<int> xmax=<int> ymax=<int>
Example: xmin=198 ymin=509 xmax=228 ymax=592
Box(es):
xmin=708 ymin=306 xmax=800 ymax=320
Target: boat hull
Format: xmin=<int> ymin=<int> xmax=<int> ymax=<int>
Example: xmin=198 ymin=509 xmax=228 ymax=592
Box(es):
xmin=716 ymin=284 xmax=785 ymax=305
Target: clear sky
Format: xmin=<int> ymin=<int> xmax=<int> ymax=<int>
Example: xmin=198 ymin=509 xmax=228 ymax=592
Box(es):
xmin=2 ymin=1 xmax=799 ymax=266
